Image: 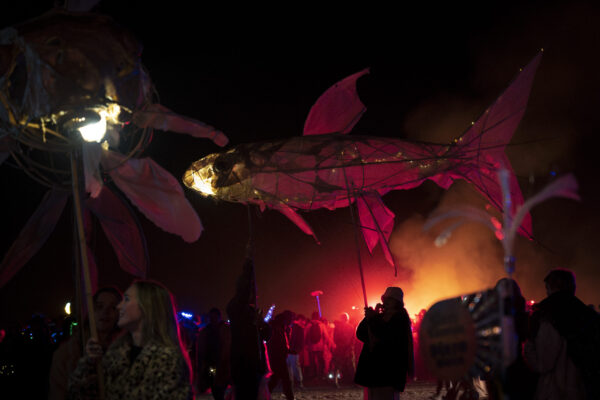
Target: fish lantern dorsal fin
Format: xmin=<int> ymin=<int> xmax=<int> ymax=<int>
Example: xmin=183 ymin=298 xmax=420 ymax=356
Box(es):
xmin=303 ymin=68 xmax=369 ymax=136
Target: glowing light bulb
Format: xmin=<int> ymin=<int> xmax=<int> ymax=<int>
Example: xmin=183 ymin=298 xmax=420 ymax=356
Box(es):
xmin=64 ymin=302 xmax=71 ymax=315
xmin=78 ymin=111 xmax=107 ymax=142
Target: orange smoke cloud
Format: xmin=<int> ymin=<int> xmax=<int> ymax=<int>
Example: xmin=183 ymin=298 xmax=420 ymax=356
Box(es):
xmin=387 ymin=182 xmax=508 ymax=315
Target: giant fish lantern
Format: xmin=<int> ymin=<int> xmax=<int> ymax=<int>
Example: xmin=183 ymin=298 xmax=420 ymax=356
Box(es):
xmin=184 ymin=54 xmax=541 ymax=268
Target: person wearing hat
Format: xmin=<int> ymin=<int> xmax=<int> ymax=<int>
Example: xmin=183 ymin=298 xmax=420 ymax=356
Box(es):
xmin=354 ymin=287 xmax=414 ymax=399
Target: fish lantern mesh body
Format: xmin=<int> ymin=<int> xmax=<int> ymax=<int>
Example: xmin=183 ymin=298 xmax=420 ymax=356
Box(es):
xmin=184 ymin=135 xmax=462 ymax=211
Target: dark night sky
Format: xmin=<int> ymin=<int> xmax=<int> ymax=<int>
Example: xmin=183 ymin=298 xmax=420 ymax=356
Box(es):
xmin=1 ymin=1 xmax=599 ymax=327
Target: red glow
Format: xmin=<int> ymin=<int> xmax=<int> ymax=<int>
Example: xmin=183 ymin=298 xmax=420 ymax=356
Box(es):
xmin=368 ymin=297 xmax=381 ymax=308
xmin=303 ymin=252 xmax=461 ymax=322
xmin=495 ymin=230 xmax=504 ymax=240
xmin=491 ymin=217 xmax=502 ymax=230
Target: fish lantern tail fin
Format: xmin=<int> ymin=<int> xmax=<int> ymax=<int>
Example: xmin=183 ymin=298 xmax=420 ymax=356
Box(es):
xmin=440 ymin=52 xmax=542 ymax=238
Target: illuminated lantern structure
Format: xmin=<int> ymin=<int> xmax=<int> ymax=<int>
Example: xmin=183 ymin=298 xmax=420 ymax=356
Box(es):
xmin=0 ymin=9 xmax=228 ymax=337
xmin=184 ymin=53 xmax=543 ymax=308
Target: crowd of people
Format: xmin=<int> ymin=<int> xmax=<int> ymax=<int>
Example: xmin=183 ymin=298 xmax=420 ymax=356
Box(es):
xmin=0 ymin=264 xmax=599 ymax=400
xmin=0 ymin=258 xmax=366 ymax=400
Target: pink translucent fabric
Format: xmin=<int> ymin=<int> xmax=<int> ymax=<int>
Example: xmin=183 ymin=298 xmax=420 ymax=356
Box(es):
xmin=357 ymin=193 xmax=395 ymax=265
xmin=0 ymin=190 xmax=68 ymax=287
xmin=133 ymin=103 xmax=229 ymax=147
xmin=437 ymin=53 xmax=542 ymax=237
xmin=86 ymin=186 xmax=147 ymax=278
xmin=102 ymin=151 xmax=202 ymax=243
xmin=303 ymin=69 xmax=369 ymax=135
xmin=273 ymin=203 xmax=320 ymax=244
xmin=83 ymin=208 xmax=99 ymax=294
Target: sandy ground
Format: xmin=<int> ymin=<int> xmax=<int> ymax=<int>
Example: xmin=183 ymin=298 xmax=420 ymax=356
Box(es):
xmin=197 ymin=381 xmax=439 ymax=399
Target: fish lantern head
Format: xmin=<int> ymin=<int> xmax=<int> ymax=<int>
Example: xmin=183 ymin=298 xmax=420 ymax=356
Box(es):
xmin=183 ymin=153 xmax=220 ymax=196
xmin=183 ymin=148 xmax=256 ymax=202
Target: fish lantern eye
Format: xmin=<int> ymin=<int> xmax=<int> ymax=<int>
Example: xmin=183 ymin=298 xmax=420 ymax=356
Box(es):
xmin=213 ymin=157 xmax=233 ymax=174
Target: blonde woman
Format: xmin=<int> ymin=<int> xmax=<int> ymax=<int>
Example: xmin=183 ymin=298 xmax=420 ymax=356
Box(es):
xmin=68 ymin=280 xmax=193 ymax=400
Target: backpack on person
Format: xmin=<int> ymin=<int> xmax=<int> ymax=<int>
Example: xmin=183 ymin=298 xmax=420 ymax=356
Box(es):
xmin=307 ymin=321 xmax=322 ymax=345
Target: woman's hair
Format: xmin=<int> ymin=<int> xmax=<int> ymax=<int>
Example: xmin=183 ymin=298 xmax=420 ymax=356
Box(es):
xmin=132 ymin=280 xmax=181 ymax=348
xmin=126 ymin=280 xmax=192 ymax=380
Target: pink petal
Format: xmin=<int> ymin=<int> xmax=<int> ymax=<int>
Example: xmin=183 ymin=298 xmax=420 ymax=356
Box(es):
xmin=0 ymin=190 xmax=68 ymax=287
xmin=86 ymin=186 xmax=148 ymax=278
xmin=102 ymin=152 xmax=203 ymax=242
xmin=133 ymin=103 xmax=228 ymax=147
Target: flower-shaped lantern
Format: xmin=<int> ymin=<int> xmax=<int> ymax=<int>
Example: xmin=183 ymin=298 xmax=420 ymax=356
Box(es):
xmin=0 ymin=9 xmax=228 ymax=325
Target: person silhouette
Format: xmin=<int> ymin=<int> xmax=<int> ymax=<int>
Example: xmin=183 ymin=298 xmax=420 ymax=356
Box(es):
xmin=355 ymin=286 xmax=414 ymax=399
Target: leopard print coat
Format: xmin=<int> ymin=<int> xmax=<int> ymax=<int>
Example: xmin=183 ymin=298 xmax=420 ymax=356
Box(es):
xmin=68 ymin=338 xmax=192 ymax=400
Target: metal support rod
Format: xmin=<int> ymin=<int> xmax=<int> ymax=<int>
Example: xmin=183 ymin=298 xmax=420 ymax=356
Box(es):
xmin=342 ymin=168 xmax=369 ymax=309
xmin=70 ymin=151 xmax=97 ymax=340
xmin=246 ymin=206 xmax=258 ymax=306
xmin=349 ymin=200 xmax=369 ymax=308
xmin=72 ymin=221 xmax=84 ymax=354
xmin=246 ymin=205 xmax=263 ymax=368
xmin=70 ymin=150 xmax=104 ymax=399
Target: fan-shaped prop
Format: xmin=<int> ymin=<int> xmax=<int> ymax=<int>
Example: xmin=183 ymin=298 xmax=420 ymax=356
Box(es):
xmin=419 ymin=288 xmax=513 ymax=381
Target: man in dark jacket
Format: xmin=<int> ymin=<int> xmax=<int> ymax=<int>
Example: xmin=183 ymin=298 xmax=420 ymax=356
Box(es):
xmin=354 ymin=286 xmax=414 ymax=399
xmin=196 ymin=308 xmax=231 ymax=400
xmin=524 ymin=268 xmax=600 ymax=400
xmin=287 ymin=315 xmax=305 ymax=389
